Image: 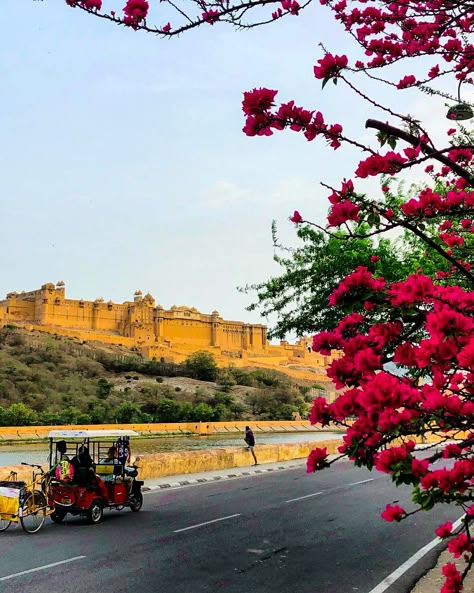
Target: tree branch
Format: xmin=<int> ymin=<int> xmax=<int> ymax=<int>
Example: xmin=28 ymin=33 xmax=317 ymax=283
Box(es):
xmin=401 ymin=220 xmax=474 ymax=285
xmin=365 ymin=119 xmax=474 ymax=185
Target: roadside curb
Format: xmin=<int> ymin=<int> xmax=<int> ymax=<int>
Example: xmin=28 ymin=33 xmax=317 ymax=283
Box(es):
xmin=142 ymin=461 xmax=305 ymax=492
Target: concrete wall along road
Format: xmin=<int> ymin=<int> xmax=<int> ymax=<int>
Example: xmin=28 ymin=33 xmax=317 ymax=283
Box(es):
xmin=136 ymin=439 xmax=343 ymax=479
xmin=129 ymin=431 xmax=462 ymax=480
xmin=0 ymin=439 xmax=344 ymax=483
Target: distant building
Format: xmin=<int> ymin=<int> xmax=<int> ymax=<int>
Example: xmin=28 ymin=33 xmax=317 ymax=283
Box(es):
xmin=0 ymin=282 xmax=338 ymax=386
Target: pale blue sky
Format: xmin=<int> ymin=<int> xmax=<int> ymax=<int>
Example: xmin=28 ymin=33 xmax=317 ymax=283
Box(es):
xmin=1 ymin=2 xmax=449 ymax=334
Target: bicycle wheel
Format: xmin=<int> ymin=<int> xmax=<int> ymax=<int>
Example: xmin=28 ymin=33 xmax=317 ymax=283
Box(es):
xmin=20 ymin=491 xmax=46 ymax=534
xmin=0 ymin=517 xmax=11 ymax=532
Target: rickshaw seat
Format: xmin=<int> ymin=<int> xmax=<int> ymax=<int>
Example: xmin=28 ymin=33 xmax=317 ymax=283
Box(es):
xmin=96 ymin=464 xmax=124 ymax=476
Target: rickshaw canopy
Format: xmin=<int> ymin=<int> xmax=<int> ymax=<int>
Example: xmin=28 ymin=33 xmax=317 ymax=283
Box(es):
xmin=48 ymin=429 xmax=140 ymax=440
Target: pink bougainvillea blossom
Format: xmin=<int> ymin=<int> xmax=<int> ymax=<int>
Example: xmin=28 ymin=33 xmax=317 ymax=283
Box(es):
xmin=290 ymin=210 xmax=303 ymax=223
xmin=381 ymin=504 xmax=406 ymax=522
xmin=313 ymin=53 xmax=348 ymax=80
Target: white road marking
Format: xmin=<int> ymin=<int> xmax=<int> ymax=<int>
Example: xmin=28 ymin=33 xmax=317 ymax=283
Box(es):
xmin=286 ymin=477 xmax=375 ymax=503
xmin=0 ymin=556 xmax=86 ymax=582
xmin=174 ymin=513 xmax=241 ymax=533
xmin=285 ymin=491 xmax=323 ymax=503
xmin=348 ymin=478 xmax=374 ymax=487
xmin=367 ymin=516 xmax=464 ymax=593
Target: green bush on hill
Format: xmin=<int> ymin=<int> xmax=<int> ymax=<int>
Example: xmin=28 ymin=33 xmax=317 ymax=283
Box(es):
xmin=0 ymin=328 xmax=312 ymax=425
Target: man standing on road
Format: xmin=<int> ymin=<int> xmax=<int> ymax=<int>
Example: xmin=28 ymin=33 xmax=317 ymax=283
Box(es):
xmin=245 ymin=426 xmax=258 ymax=466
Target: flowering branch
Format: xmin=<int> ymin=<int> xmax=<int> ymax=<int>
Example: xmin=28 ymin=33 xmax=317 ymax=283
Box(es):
xmin=365 ymin=119 xmax=474 ymax=185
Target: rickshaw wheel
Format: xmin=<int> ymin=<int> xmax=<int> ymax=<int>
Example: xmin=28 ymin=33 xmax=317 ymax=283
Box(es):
xmin=50 ymin=509 xmax=67 ymax=524
xmin=20 ymin=491 xmax=46 ymax=534
xmin=0 ymin=518 xmax=11 ymax=532
xmin=87 ymin=500 xmax=103 ymax=524
xmin=129 ymin=492 xmax=143 ymax=512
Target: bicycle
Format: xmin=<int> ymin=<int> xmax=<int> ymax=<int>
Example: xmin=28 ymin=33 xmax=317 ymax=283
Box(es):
xmin=0 ymin=463 xmax=54 ymax=534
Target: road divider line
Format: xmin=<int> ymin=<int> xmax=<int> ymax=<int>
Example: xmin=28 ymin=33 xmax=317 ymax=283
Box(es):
xmin=285 ymin=492 xmax=323 ymax=503
xmin=0 ymin=556 xmax=86 ymax=582
xmin=367 ymin=516 xmax=464 ymax=593
xmin=285 ymin=478 xmax=375 ymax=503
xmin=348 ymin=478 xmax=374 ymax=487
xmin=174 ymin=514 xmax=241 ymax=533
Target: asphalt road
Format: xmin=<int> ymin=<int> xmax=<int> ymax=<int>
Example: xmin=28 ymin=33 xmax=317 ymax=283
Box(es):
xmin=0 ymin=461 xmax=458 ymax=593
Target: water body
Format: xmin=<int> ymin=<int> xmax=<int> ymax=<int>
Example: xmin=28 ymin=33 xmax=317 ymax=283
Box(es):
xmin=0 ymin=432 xmax=342 ymax=467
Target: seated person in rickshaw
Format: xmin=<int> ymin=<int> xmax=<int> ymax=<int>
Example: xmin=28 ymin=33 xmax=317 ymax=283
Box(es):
xmin=99 ymin=446 xmax=134 ymax=493
xmin=52 ymin=455 xmax=75 ymax=482
xmin=98 ymin=447 xmax=121 ymax=483
xmin=71 ymin=445 xmax=96 ymax=486
xmin=49 ymin=440 xmax=75 ymax=482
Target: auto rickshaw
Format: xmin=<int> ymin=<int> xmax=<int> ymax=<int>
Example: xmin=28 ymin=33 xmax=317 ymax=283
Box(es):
xmin=47 ymin=429 xmax=144 ymax=524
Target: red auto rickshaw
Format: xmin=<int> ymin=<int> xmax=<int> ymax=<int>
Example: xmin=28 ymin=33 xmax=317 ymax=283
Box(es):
xmin=47 ymin=429 xmax=144 ymax=524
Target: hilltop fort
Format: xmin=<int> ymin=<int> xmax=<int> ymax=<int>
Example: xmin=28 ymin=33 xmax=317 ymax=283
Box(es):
xmin=0 ymin=281 xmax=337 ymax=383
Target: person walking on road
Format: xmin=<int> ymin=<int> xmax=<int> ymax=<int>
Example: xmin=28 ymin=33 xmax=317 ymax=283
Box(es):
xmin=245 ymin=426 xmax=258 ymax=465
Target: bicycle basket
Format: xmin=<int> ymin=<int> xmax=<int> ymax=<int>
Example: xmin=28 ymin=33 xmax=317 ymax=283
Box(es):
xmin=0 ymin=486 xmax=21 ymax=522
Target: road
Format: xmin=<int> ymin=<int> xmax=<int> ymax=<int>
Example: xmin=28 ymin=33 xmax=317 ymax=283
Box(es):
xmin=0 ymin=461 xmax=457 ymax=593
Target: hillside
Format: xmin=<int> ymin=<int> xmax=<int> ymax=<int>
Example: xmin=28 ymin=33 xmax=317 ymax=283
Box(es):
xmin=0 ymin=327 xmax=331 ymax=425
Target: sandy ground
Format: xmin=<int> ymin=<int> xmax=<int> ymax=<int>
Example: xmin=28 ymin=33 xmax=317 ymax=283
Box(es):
xmin=411 ymin=549 xmax=473 ymax=593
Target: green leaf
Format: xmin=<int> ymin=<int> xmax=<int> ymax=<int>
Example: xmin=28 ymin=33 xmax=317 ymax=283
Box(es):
xmin=376 ymin=131 xmax=387 ymax=147
xmin=388 ymin=137 xmax=398 ymax=150
xmin=412 ymin=486 xmax=435 ymax=511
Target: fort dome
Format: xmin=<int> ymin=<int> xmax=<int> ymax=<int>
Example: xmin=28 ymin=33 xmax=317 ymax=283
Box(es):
xmin=56 ymin=280 xmax=65 ymax=287
xmin=134 ymin=290 xmax=142 ymax=296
